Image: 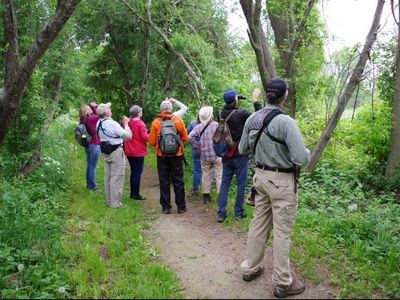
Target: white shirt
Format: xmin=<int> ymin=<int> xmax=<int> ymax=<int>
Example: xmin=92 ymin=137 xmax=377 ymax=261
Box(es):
xmin=173 ymin=100 xmax=188 ymax=118
xmin=96 ymin=117 xmax=132 ymax=145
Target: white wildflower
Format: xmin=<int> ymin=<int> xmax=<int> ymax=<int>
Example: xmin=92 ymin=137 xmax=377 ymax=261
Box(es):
xmin=17 ymin=264 xmax=24 ymax=272
xmin=58 ymin=286 xmax=66 ymax=293
xmin=348 ymin=203 xmax=357 ymax=211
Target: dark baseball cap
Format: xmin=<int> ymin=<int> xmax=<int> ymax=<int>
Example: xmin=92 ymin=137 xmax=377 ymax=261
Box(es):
xmin=223 ymin=90 xmax=237 ymax=104
xmin=266 ymin=78 xmax=288 ymax=100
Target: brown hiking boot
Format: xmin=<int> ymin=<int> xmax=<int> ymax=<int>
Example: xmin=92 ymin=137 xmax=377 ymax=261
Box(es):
xmin=242 ymin=266 xmax=264 ymax=282
xmin=273 ymin=279 xmax=305 ymax=298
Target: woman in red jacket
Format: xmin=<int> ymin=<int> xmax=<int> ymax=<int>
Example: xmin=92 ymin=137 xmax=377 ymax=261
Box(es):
xmin=124 ymin=105 xmax=149 ymax=200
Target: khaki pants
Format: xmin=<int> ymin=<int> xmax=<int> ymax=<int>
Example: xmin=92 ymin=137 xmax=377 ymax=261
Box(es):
xmin=241 ymin=168 xmax=297 ymax=286
xmin=103 ymin=147 xmax=126 ymax=208
xmin=201 ymin=158 xmax=222 ymax=194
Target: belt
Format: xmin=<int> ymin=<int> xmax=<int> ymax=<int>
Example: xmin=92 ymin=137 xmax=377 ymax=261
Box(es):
xmin=256 ymin=164 xmax=294 ymax=173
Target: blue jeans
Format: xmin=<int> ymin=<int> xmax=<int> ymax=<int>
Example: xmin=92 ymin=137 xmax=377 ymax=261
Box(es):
xmin=127 ymin=156 xmax=145 ymax=198
xmin=217 ymin=155 xmax=249 ymax=218
xmin=85 ymin=144 xmax=101 ymax=190
xmin=192 ymin=150 xmax=202 ymax=191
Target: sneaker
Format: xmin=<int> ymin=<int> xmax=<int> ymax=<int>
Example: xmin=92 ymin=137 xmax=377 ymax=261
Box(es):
xmin=242 ymin=266 xmax=264 ymax=282
xmin=90 ymin=187 xmax=102 ymax=193
xmin=191 ymin=189 xmax=199 ymax=196
xmin=177 ymin=207 xmax=187 ymax=214
xmin=162 ymin=208 xmax=171 ymax=214
xmin=202 ymin=193 xmax=211 ymax=204
xmin=235 ymin=212 xmax=247 ymax=221
xmin=131 ymin=195 xmax=146 ymax=200
xmin=217 ymin=215 xmax=226 ymax=223
xmin=273 ymin=279 xmax=305 ymax=298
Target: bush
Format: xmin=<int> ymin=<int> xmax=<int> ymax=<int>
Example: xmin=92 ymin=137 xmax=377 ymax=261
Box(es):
xmin=0 ymin=117 xmax=76 ymax=298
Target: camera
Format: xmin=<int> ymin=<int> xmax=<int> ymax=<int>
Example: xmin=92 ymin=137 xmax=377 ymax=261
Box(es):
xmin=237 ymin=95 xmax=247 ymax=100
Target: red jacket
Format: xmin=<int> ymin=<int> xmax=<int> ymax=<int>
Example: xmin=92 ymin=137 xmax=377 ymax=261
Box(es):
xmin=124 ymin=118 xmax=149 ymax=157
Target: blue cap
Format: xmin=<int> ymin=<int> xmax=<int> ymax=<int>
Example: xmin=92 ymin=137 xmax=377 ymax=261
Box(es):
xmin=223 ymin=90 xmax=237 ymax=104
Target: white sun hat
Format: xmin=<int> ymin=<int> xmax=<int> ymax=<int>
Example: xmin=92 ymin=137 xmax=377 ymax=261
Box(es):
xmin=199 ymin=106 xmax=213 ymax=123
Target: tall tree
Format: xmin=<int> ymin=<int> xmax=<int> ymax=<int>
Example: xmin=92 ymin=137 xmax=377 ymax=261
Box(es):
xmin=385 ymin=0 xmax=400 ymax=176
xmin=306 ymin=0 xmax=385 ymax=173
xmin=267 ymin=0 xmax=316 ymax=117
xmin=239 ymin=0 xmax=276 ymax=92
xmin=0 ymin=0 xmax=81 ymax=146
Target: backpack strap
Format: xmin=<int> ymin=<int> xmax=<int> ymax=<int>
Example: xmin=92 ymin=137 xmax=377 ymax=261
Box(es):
xmin=220 ymin=109 xmax=237 ymax=123
xmin=96 ymin=119 xmax=120 ymax=139
xmin=199 ymin=121 xmax=212 ymax=138
xmin=252 ymin=109 xmax=286 ymax=154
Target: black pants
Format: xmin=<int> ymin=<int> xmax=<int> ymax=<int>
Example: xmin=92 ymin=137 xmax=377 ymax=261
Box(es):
xmin=157 ymin=156 xmax=186 ymax=210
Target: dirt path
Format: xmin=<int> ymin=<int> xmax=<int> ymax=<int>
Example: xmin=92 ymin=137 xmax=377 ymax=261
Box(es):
xmin=139 ymin=166 xmax=335 ymax=299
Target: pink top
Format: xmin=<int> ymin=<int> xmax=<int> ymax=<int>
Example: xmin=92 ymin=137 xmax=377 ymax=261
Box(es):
xmin=124 ymin=118 xmax=149 ymax=157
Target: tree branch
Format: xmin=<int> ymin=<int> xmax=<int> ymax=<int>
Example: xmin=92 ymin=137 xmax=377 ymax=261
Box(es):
xmin=144 ymin=0 xmax=205 ymax=91
xmin=3 ymin=0 xmax=20 ymax=89
xmin=290 ymin=0 xmax=316 ymax=53
xmin=307 ymin=0 xmax=385 ymax=173
xmin=18 ymin=0 xmax=81 ymax=88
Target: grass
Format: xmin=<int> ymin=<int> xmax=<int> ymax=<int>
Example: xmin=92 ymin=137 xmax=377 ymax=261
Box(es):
xmin=62 ymin=141 xmax=182 ymax=298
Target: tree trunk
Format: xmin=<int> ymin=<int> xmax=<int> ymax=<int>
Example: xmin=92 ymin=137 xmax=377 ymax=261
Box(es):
xmin=0 ymin=0 xmax=81 ymax=147
xmin=21 ymin=79 xmax=62 ymax=177
xmin=161 ymin=56 xmax=177 ymax=94
xmin=267 ymin=0 xmax=316 ymax=117
xmin=138 ymin=22 xmax=151 ymax=107
xmin=307 ymin=0 xmax=385 ymax=173
xmin=385 ymin=1 xmax=400 ymax=176
xmin=240 ymin=0 xmax=276 ymax=91
xmin=107 ymin=23 xmax=135 ymax=105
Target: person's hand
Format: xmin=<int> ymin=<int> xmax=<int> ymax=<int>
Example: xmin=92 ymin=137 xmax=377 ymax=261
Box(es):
xmin=251 ymin=88 xmax=261 ymax=103
xmin=90 ymin=101 xmax=97 ymax=107
xmin=121 ymin=116 xmax=129 ymax=127
xmin=168 ymin=97 xmax=176 ymax=103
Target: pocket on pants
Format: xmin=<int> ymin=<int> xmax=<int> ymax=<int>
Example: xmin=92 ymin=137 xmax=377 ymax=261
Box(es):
xmin=267 ymin=179 xmax=291 ymax=198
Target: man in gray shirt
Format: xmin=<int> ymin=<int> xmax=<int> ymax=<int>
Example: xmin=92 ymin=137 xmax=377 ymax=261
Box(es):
xmin=239 ymin=78 xmax=310 ymax=298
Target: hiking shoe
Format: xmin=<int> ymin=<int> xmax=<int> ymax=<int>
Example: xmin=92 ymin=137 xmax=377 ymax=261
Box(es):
xmin=132 ymin=195 xmax=146 ymax=200
xmin=242 ymin=266 xmax=264 ymax=282
xmin=273 ymin=279 xmax=305 ymax=298
xmin=246 ymin=195 xmax=255 ymax=206
xmin=162 ymin=208 xmax=171 ymax=214
xmin=191 ymin=189 xmax=199 ymax=196
xmin=203 ymin=193 xmax=211 ymax=204
xmin=217 ymin=215 xmax=226 ymax=223
xmin=235 ymin=212 xmax=247 ymax=221
xmin=177 ymin=207 xmax=187 ymax=214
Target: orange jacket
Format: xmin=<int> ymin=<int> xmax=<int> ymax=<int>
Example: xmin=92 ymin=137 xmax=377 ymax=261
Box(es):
xmin=149 ymin=113 xmax=188 ymax=156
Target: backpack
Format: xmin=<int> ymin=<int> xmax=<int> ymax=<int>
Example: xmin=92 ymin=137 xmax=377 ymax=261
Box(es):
xmin=158 ymin=116 xmax=180 ymax=155
xmin=212 ymin=109 xmax=237 ymax=158
xmin=75 ymin=118 xmax=91 ymax=148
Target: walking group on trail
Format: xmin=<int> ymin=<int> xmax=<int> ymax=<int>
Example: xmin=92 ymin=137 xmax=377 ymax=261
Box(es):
xmin=76 ymin=78 xmax=310 ymax=298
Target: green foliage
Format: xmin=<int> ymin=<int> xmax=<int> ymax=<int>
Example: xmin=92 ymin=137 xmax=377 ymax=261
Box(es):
xmin=0 ymin=118 xmax=74 ymax=298
xmin=63 ymin=126 xmax=182 ymax=299
xmin=296 ymin=165 xmax=400 ymax=298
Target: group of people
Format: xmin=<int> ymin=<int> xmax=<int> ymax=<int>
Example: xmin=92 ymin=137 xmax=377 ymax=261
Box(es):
xmin=78 ymin=77 xmax=310 ymax=298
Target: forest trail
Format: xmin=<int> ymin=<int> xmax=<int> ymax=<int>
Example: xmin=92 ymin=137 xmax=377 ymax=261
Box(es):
xmin=139 ymin=166 xmax=335 ymax=299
